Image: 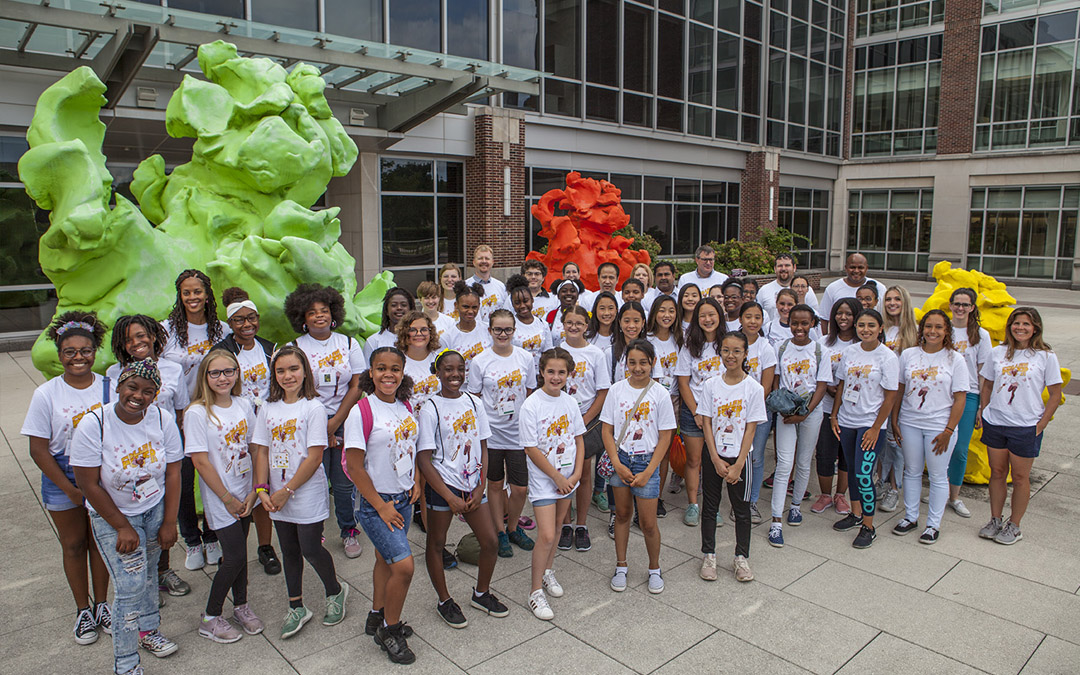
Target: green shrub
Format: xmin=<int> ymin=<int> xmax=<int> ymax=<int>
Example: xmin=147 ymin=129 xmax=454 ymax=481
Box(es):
xmin=613 ymin=225 xmax=662 ymax=260
xmin=706 ymin=240 xmax=775 ymax=275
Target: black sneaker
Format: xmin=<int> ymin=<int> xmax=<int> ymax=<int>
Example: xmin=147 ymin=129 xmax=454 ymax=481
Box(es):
xmin=919 ymin=527 xmax=940 ymax=545
xmin=657 ymin=499 xmax=668 ymax=518
xmin=375 ymin=622 xmax=416 ymax=664
xmin=258 ymin=545 xmax=281 ymax=575
xmin=892 ymin=519 xmax=918 ymax=536
xmin=437 ymin=598 xmax=468 ymax=629
xmin=852 ymin=524 xmax=877 ymax=549
xmin=94 ymin=602 xmax=112 ymax=636
xmin=73 ymin=607 xmax=98 ymax=645
xmin=574 ymin=526 xmax=591 ymax=552
xmin=365 ymin=609 xmax=413 ymax=637
xmin=833 ymin=513 xmax=863 ymax=532
xmin=470 ymin=590 xmax=510 ymax=618
xmin=442 ymin=547 xmax=458 ymax=570
xmin=608 ymin=512 xmax=616 ymax=540
xmin=557 ymin=525 xmax=573 ymax=550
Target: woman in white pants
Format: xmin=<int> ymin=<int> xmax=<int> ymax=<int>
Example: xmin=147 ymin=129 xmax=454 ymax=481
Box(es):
xmin=890 ymin=310 xmax=968 ymax=544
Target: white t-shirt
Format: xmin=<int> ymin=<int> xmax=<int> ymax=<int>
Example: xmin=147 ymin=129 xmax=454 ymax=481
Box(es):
xmin=674 ymin=342 xmax=723 ymax=407
xmin=404 ymin=352 xmax=440 ymax=412
xmin=442 ymin=296 xmax=458 ymax=321
xmin=513 ymin=317 xmax=553 ymax=375
xmin=443 ymin=323 xmax=492 ymax=386
xmin=106 ymin=359 xmax=189 ymax=417
xmin=642 ymin=288 xmax=676 ymax=314
xmin=519 ymin=390 xmax=586 ymax=502
xmin=468 ymin=347 xmax=536 ymax=448
xmin=952 ymin=326 xmax=992 ymax=395
xmin=884 ymin=325 xmax=900 ymax=353
xmin=362 ymin=329 xmax=398 ymax=361
xmin=561 ymin=342 xmax=612 ymax=418
xmin=161 ymin=319 xmax=231 ymax=396
xmin=981 ymin=347 xmax=1063 ymax=428
xmin=835 ymin=343 xmax=900 ymax=428
xmin=599 ymin=380 xmax=677 ymax=457
xmin=648 ymin=334 xmax=680 ymax=394
xmin=69 ymin=403 xmax=183 ymax=516
xmin=22 ymin=374 xmax=108 ymax=457
xmin=763 ymin=319 xmax=821 ymax=348
xmin=818 ymin=337 xmax=854 ymax=414
xmin=757 ymin=279 xmax=819 ymax=323
xmin=549 ymin=310 xmax=568 ymax=347
xmin=531 ymin=293 xmax=559 ymax=322
xmin=725 ymin=318 xmax=742 ymax=332
xmin=469 ymin=275 xmax=508 ymax=325
xmin=677 ymin=269 xmax=729 ymax=292
xmin=897 ymin=347 xmax=969 ymax=431
xmin=344 ymin=396 xmax=418 ymax=494
xmin=417 ymin=393 xmax=491 ymax=492
xmin=432 ymin=313 xmax=456 ymax=341
xmin=234 ymin=343 xmax=272 ymax=410
xmin=817 ymin=278 xmax=886 ymax=321
xmin=747 ymin=338 xmax=778 ymax=386
xmin=183 ymin=398 xmax=256 ymax=530
xmin=697 ymin=375 xmax=768 ymax=459
xmin=776 ymin=339 xmax=830 ymax=400
xmin=294 ymin=332 xmax=366 ymax=417
xmin=589 ymin=332 xmax=614 ymax=351
xmin=250 ymin=398 xmax=329 ymax=524
xmin=611 ymin=348 xmax=664 ymax=382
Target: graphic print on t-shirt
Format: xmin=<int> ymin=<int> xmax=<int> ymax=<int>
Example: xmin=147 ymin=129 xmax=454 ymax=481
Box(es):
xmin=272 ymin=419 xmax=297 ymax=443
xmin=697 ymin=354 xmax=722 ymax=378
xmin=71 ymin=402 xmax=103 ymax=430
xmin=786 ymin=357 xmax=816 ymax=395
xmin=715 ymin=398 xmax=743 ymax=435
xmin=567 ymin=360 xmax=587 ymax=397
xmin=117 ymin=439 xmax=163 ymax=498
xmin=496 ymin=368 xmax=524 ymax=415
xmin=906 ymin=364 xmax=940 ymax=409
xmin=997 ymin=362 xmax=1031 ymax=405
xmin=393 ymin=415 xmax=418 ymax=464
xmin=222 ymin=418 xmax=250 ymax=475
xmin=187 ymin=340 xmax=211 ymax=357
xmin=542 ymin=413 xmax=573 ymax=466
xmin=844 ymin=363 xmax=873 ymax=397
xmin=413 ymin=373 xmax=440 ymax=403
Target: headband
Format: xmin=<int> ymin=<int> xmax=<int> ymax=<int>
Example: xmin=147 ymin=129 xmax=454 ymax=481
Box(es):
xmin=556 ymin=280 xmax=579 ymax=294
xmin=56 ymin=321 xmax=94 ymax=337
xmin=226 ymin=300 xmax=258 ymax=319
xmin=118 ymin=358 xmax=161 ymax=389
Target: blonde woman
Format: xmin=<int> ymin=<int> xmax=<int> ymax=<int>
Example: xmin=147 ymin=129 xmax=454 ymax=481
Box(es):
xmin=439 ymin=263 xmax=462 ymax=319
xmin=879 ymin=286 xmax=918 ymax=512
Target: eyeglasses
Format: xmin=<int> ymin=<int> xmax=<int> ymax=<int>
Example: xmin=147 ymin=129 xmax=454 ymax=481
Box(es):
xmin=951 ymin=302 xmax=973 ymax=309
xmin=208 ymin=368 xmax=238 ymax=379
xmin=407 ymin=327 xmax=430 ymax=336
xmin=696 ymin=255 xmax=715 ymax=262
xmin=229 ymin=314 xmax=258 ymax=325
xmin=491 ymin=327 xmax=515 ymax=336
xmin=61 ymin=348 xmax=95 ymax=359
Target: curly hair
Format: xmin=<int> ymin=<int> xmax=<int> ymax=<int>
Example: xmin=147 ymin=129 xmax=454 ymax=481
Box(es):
xmin=380 ymin=287 xmax=416 ymax=332
xmin=917 ymin=310 xmax=955 ymax=352
xmin=506 ymin=273 xmax=531 ymax=303
xmin=358 ymin=347 xmax=414 ymax=403
xmin=167 ymin=269 xmax=222 ymax=347
xmin=221 ymin=286 xmax=250 ymax=306
xmin=394 ymin=310 xmax=440 ymax=353
xmin=47 ymin=310 xmax=107 ymax=350
xmin=453 ymin=280 xmax=484 ymax=302
xmin=111 ymin=315 xmax=168 ymax=365
xmin=284 ymin=284 xmax=346 ymax=334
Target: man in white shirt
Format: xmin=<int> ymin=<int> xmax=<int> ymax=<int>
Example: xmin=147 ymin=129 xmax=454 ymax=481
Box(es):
xmin=642 ymin=260 xmax=678 ymax=313
xmin=466 ymin=244 xmax=508 ymax=324
xmin=757 ymin=253 xmax=820 ymax=322
xmin=676 ymin=245 xmax=729 ymax=292
xmin=581 ymin=261 xmax=622 ymax=311
xmin=521 ymin=259 xmax=557 ymax=318
xmin=817 ymin=252 xmax=886 ymax=328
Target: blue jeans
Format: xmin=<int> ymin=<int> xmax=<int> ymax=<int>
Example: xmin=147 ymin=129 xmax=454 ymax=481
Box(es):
xmin=839 ymin=425 xmax=888 ymax=519
xmin=749 ymin=413 xmax=774 ymax=505
xmin=880 ymin=427 xmax=904 ymax=488
xmin=356 ymin=491 xmax=413 ymax=564
xmin=323 ymin=444 xmax=357 ymax=538
xmin=948 ymin=393 xmax=979 ymax=486
xmin=90 ymin=500 xmax=164 ymax=675
xmin=608 ymin=450 xmax=661 ymax=499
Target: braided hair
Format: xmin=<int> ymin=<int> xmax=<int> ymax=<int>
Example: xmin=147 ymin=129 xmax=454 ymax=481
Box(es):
xmin=167 ymin=269 xmax=222 ymax=347
xmin=111 ymin=315 xmax=168 ymax=365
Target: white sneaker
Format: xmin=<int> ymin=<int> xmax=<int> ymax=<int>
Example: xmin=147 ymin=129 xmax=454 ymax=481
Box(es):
xmin=733 ymin=555 xmax=754 ymax=582
xmin=647 ymin=570 xmax=664 ymax=594
xmin=949 ymin=499 xmax=972 ymax=518
xmin=699 ymin=554 xmax=717 ymax=581
xmin=204 ymin=541 xmax=222 ymax=565
xmin=529 ymin=589 xmax=553 ymax=621
xmin=542 ymin=569 xmax=564 ymax=598
xmin=879 ymin=487 xmax=900 ymax=512
xmin=610 ymin=568 xmax=627 ymax=592
xmin=184 ymin=543 xmax=205 ymax=571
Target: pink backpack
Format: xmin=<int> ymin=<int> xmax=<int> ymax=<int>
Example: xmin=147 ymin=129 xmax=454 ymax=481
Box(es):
xmin=340 ymin=396 xmax=414 ymax=481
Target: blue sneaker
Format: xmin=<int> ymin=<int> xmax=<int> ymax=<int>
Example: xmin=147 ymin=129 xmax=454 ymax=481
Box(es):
xmin=496 ymin=531 xmax=513 ymax=558
xmin=786 ymin=506 xmax=803 ymax=527
xmin=768 ymin=524 xmax=784 ymax=548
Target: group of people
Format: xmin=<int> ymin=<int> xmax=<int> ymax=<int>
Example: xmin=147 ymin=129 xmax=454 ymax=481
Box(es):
xmin=22 ymin=245 xmax=1062 ymax=673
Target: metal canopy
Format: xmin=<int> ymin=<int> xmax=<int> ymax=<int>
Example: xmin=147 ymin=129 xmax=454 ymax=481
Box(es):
xmin=0 ymin=0 xmax=540 ymax=134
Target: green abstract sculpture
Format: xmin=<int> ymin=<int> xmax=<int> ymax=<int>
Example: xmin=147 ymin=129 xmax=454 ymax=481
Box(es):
xmin=20 ymin=41 xmax=391 ymax=378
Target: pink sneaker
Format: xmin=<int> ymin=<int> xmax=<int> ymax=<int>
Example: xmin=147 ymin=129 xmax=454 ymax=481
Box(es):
xmin=833 ymin=494 xmax=851 ymax=515
xmin=518 ymin=516 xmax=535 ymax=531
xmin=232 ymin=604 xmax=264 ymax=635
xmin=810 ymin=494 xmax=833 ymax=514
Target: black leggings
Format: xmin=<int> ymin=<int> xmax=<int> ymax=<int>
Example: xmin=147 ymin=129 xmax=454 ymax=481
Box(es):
xmin=206 ymin=516 xmax=251 ymax=616
xmin=274 ymin=520 xmax=341 ymax=600
xmin=701 ymin=453 xmax=753 ymax=558
xmin=815 ymin=413 xmax=848 ymax=477
xmin=179 ymin=456 xmax=216 ymax=546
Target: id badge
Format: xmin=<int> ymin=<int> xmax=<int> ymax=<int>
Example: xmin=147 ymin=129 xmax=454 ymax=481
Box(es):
xmin=393 ymin=453 xmax=413 ymax=477
xmin=628 ymin=440 xmax=649 ymax=456
xmin=844 ymin=385 xmax=862 ymax=405
xmin=322 ymin=370 xmax=336 ymax=386
xmin=133 ymin=476 xmax=161 ymax=503
xmin=270 ymin=451 xmax=289 ymax=470
xmin=558 ymin=452 xmax=574 ymax=469
xmin=233 ymin=453 xmax=252 ymax=477
xmin=498 ymin=397 xmax=515 ymax=416
xmin=720 ymin=432 xmax=737 ymax=452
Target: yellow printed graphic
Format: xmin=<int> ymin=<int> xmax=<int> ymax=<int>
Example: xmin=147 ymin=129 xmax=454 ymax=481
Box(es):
xmin=498 ymin=369 xmax=523 ymax=389
xmin=272 ymin=419 xmax=297 ymax=442
xmin=462 ymin=342 xmax=485 ymax=361
xmin=523 ymin=334 xmax=542 ymax=350
xmin=187 ymin=340 xmax=211 ymax=356
xmin=416 ymin=374 xmax=439 ymax=395
xmin=747 ymin=357 xmax=760 ymax=373
xmin=698 ymin=356 xmax=722 ymax=374
xmin=546 ymin=414 xmax=570 ymax=437
xmin=244 ymin=362 xmax=267 ymax=384
xmin=716 ymin=399 xmax=744 ymax=419
xmin=452 ymin=410 xmax=477 ymax=435
xmin=1001 ymin=363 xmax=1030 ymax=377
xmin=224 ymin=419 xmax=248 ymax=445
xmin=71 ymin=402 xmax=103 ymax=429
xmin=572 ymin=360 xmax=587 ymax=378
xmin=122 ymin=441 xmax=157 ymax=469
xmin=909 ymin=365 xmax=939 ymax=381
xmin=846 ymin=364 xmax=873 ymax=378
xmin=394 ymin=415 xmax=418 ymax=443
xmin=318 ymin=349 xmax=343 ymax=369
xmin=482 ymin=295 xmax=498 ymax=307
xmin=626 ymin=401 xmax=651 ymax=424
xmin=955 ymin=340 xmax=969 ymax=354
xmin=786 ymin=358 xmax=812 ymax=376
xmin=660 ymin=351 xmax=677 ymax=370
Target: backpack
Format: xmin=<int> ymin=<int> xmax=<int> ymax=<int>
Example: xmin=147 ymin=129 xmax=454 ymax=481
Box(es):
xmin=340 ymin=395 xmax=414 ymax=481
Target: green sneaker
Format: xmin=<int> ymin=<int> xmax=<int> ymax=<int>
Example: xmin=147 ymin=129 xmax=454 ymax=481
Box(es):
xmin=591 ymin=491 xmax=610 ymax=513
xmin=508 ymin=526 xmax=535 ymax=551
xmin=497 ymin=530 xmax=513 ymax=558
xmin=280 ymin=606 xmax=313 ymax=639
xmin=323 ymin=582 xmax=350 ymax=626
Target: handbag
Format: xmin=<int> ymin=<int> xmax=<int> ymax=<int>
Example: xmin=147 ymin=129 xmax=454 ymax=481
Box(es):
xmin=598 ymin=382 xmax=655 ymax=479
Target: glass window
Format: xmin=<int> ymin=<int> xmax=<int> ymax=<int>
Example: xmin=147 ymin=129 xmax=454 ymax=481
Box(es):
xmin=968 ymin=185 xmax=1078 ymax=280
xmin=624 ymin=5 xmax=653 ymax=94
xmin=447 ymin=0 xmax=489 ymax=60
xmin=381 ymin=158 xmax=466 ymax=272
xmin=857 ymin=0 xmax=940 ymax=36
xmin=717 ymin=33 xmax=740 ymax=111
xmin=251 ymin=0 xmax=317 ymax=30
xmin=545 ymin=78 xmax=580 ymax=117
xmin=586 ymin=86 xmax=618 ymax=122
xmin=689 ymin=23 xmax=712 ymax=104
xmin=658 ymin=15 xmax=685 ymax=100
xmin=503 ymin=0 xmax=539 ymax=69
xmin=778 ymin=187 xmax=829 ymax=265
xmin=324 ymin=0 xmax=382 ymax=42
xmin=389 ymin=0 xmax=441 ymax=52
xmin=846 ymin=188 xmax=933 ymax=272
xmin=587 ymin=0 xmax=619 ymax=86
xmin=169 ymin=0 xmax=244 ymax=18
xmin=545 ymin=0 xmax=580 ymax=79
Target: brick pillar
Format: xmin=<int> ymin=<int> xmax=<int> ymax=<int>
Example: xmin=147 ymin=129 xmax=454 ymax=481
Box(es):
xmin=937 ymin=0 xmax=982 ymax=154
xmin=739 ymin=149 xmax=780 ymax=241
xmin=842 ymin=0 xmax=856 ymax=159
xmin=465 ymin=107 xmax=526 ymax=272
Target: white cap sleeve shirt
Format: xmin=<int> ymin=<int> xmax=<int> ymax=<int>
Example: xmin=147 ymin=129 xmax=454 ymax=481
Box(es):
xmin=519 ymin=390 xmax=586 ymax=503
xmin=106 ymin=359 xmax=189 ymax=416
xmin=747 ymin=338 xmax=777 ymax=385
xmin=21 ymin=373 xmax=107 ymax=457
xmin=183 ymin=398 xmax=256 ymax=530
xmin=404 ymin=352 xmax=440 ymax=412
xmin=817 ymin=337 xmax=854 ymax=414
xmin=897 ymin=347 xmax=969 ymax=431
xmin=513 ymin=317 xmax=554 ymax=376
xmin=561 ymin=343 xmax=612 ymax=417
xmin=161 ymin=319 xmax=232 ymax=396
xmin=835 ymin=343 xmax=900 ymax=429
xmin=599 ymin=380 xmax=677 ymax=457
xmin=952 ymin=326 xmax=992 ymax=395
xmin=467 ymin=347 xmax=537 ymax=448
xmin=417 ymin=393 xmax=491 ymax=491
xmin=343 ymin=397 xmax=418 ymax=495
xmin=647 ymin=334 xmax=680 ymax=393
xmin=295 ymin=332 xmax=367 ymax=416
xmin=250 ymin=398 xmax=329 ymax=524
xmin=362 ymin=329 xmax=397 ymax=361
xmin=980 ymin=346 xmax=1063 ymax=428
xmin=674 ymin=343 xmax=722 ymax=407
xmin=696 ymin=375 xmax=768 ymax=459
xmin=69 ymin=403 xmax=183 ymax=517
xmin=443 ymin=323 xmax=492 ymax=388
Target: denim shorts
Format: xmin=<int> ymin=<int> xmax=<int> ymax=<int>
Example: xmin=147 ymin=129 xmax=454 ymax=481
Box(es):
xmin=607 ymin=450 xmax=661 ymax=499
xmin=532 ymin=496 xmax=572 ymax=507
xmin=425 ymin=484 xmax=486 ymax=511
xmin=981 ymin=422 xmax=1043 ymax=459
xmin=356 ymin=491 xmax=413 ymax=564
xmin=679 ymin=403 xmax=704 ymax=438
xmin=42 ymin=453 xmax=82 ymax=512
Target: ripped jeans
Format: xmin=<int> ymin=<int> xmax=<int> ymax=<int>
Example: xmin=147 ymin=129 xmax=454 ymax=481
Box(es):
xmin=90 ymin=500 xmax=164 ymax=675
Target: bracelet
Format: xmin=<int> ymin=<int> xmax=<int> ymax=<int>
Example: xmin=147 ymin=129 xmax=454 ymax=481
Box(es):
xmin=945 ymin=427 xmax=955 ymax=433
xmin=284 ymin=485 xmax=296 ymax=498
xmin=254 ymin=483 xmax=270 ymax=492
xmin=255 ymin=487 xmax=268 ymax=494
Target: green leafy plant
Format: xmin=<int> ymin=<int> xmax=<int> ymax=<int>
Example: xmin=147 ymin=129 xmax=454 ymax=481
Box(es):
xmin=707 ymin=240 xmax=775 ymax=275
xmin=613 ymin=225 xmax=662 ymax=261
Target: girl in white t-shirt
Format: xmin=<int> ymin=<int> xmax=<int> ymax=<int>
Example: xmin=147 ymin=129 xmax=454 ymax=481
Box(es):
xmin=764 ymin=288 xmax=822 ymax=347
xmin=251 ymin=346 xmax=344 ymax=641
xmin=697 ymin=332 xmax=767 ymax=583
xmin=417 ymin=350 xmax=509 ymax=628
xmin=344 ymin=347 xmax=420 ymax=664
xmin=439 ymin=262 xmax=462 ymax=320
xmin=720 ymin=280 xmax=744 ymax=331
xmin=397 ymin=310 xmax=441 ymax=412
xmin=70 ymin=359 xmax=184 ymax=673
xmin=879 ymin=286 xmax=919 ymax=513
xmin=977 ymin=308 xmax=1063 ymax=545
xmin=417 ymin=281 xmax=456 ymax=341
xmin=443 ymin=282 xmax=492 ymax=384
xmin=677 ymin=284 xmax=701 ymax=336
xmin=184 ymin=350 xmax=264 ymax=642
xmin=519 ymin=348 xmax=586 ymax=621
xmin=647 ymin=295 xmax=683 ymax=503
xmin=889 ymin=311 xmax=969 ymax=544
xmin=811 ymin=298 xmax=858 ymax=516
xmin=21 ymin=312 xmax=111 ymax=645
xmin=586 ymin=292 xmax=619 ymax=351
xmin=363 ymin=288 xmax=416 ymax=360
xmin=738 ymin=302 xmax=776 ymax=522
xmin=601 ymin=339 xmax=677 ymax=594
xmin=829 ymin=309 xmax=899 ymax=550
xmin=508 ymin=274 xmax=554 ymax=376
xmin=947 ymin=287 xmax=991 ymax=516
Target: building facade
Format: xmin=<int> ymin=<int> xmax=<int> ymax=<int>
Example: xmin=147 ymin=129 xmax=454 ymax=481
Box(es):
xmin=1 ymin=0 xmax=1079 ymax=340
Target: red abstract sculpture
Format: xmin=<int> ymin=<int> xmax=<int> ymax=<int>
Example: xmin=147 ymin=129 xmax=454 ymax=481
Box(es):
xmin=527 ymin=172 xmax=651 ymax=291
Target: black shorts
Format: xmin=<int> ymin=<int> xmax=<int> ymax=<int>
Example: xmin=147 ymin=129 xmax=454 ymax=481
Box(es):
xmin=582 ymin=419 xmax=604 ymax=459
xmin=425 ymin=484 xmax=486 ymax=511
xmin=486 ymin=447 xmax=528 ymax=487
xmin=980 ymin=422 xmax=1043 ymax=459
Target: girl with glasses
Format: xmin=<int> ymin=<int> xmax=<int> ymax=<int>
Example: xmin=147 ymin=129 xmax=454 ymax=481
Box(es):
xmin=945 ymin=288 xmax=990 ymax=517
